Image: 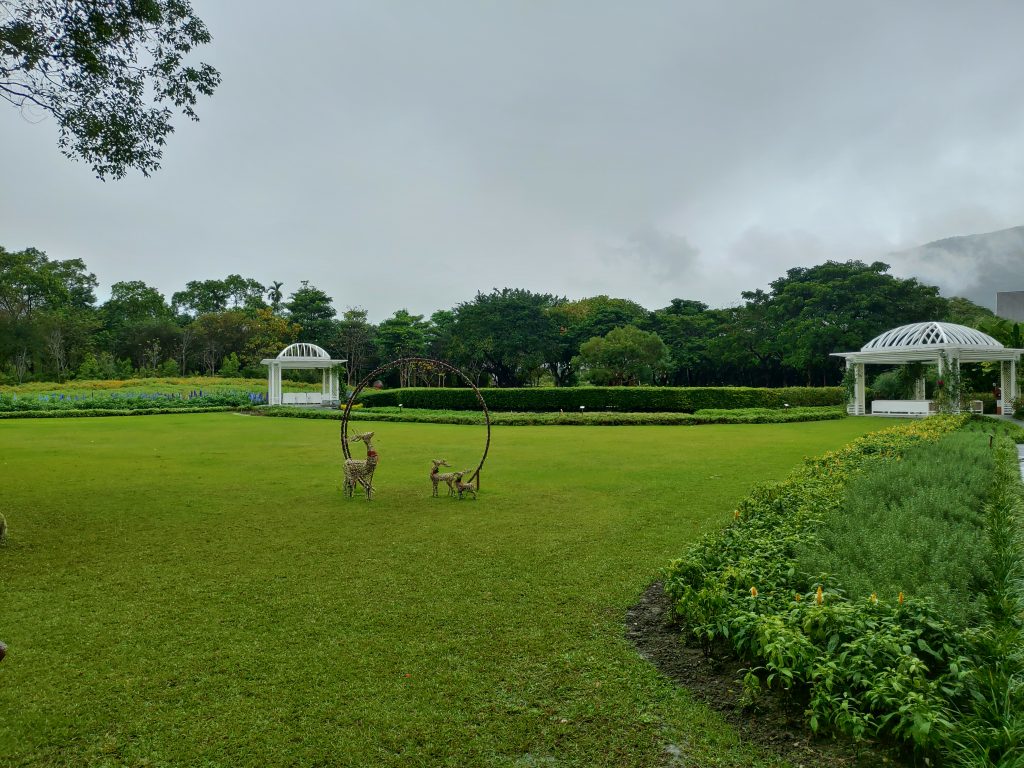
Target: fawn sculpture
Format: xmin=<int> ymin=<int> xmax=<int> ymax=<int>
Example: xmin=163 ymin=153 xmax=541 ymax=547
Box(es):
xmin=452 ymin=470 xmax=477 ymax=500
xmin=344 ymin=431 xmax=378 ymax=500
xmin=430 ymin=459 xmax=459 ymax=497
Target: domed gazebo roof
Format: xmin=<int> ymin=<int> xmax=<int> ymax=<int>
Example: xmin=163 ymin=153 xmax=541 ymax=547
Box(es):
xmin=835 ymin=320 xmax=1021 ymax=364
xmin=861 ymin=321 xmax=1003 ymax=352
xmin=277 ymin=342 xmax=332 ymax=360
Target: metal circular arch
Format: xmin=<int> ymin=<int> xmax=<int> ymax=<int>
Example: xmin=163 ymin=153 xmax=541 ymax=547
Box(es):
xmin=341 ymin=357 xmax=491 ymax=489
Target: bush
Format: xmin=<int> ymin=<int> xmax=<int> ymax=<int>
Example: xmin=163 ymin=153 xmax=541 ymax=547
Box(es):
xmin=664 ymin=416 xmax=1024 ymax=762
xmin=358 ymin=386 xmax=844 ymax=412
xmin=799 ymin=430 xmax=995 ymax=627
xmin=250 ymin=405 xmax=846 ymax=426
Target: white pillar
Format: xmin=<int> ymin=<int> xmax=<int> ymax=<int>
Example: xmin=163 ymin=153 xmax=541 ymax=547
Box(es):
xmin=853 ymin=362 xmax=866 ymax=416
xmin=1011 ymin=359 xmax=1018 ymax=403
xmin=273 ymin=364 xmax=283 ymax=405
xmin=267 ymin=365 xmax=274 ymax=405
xmin=914 ymin=377 xmax=926 ymax=400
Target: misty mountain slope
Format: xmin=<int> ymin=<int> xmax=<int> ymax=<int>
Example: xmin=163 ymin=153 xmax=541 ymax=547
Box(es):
xmin=889 ymin=225 xmax=1024 ymax=310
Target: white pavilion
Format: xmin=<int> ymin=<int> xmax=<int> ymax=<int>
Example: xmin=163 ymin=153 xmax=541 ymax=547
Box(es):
xmin=832 ymin=321 xmax=1022 ymax=416
xmin=261 ymin=343 xmax=346 ymax=406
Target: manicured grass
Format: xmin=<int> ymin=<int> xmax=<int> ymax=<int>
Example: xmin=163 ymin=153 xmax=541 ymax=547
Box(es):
xmin=0 ymin=415 xmax=893 ymax=767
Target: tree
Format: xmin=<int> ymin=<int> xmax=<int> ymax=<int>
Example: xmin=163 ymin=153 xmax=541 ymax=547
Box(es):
xmin=752 ymin=261 xmax=946 ymax=385
xmin=375 ymin=309 xmax=427 ymax=387
xmin=546 ymin=296 xmax=650 ymax=386
xmin=335 ymin=308 xmax=376 ymax=385
xmin=0 ymin=0 xmax=220 ymax=179
xmin=449 ymin=289 xmax=562 ymax=387
xmin=102 ymin=280 xmax=171 ymax=327
xmin=266 ymin=281 xmax=285 ymax=313
xmin=0 ymin=245 xmax=96 ymax=381
xmin=572 ymin=325 xmax=670 ymax=386
xmin=284 ymin=281 xmax=336 ymax=342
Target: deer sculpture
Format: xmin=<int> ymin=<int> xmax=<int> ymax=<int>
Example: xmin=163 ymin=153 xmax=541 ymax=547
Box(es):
xmin=452 ymin=469 xmax=478 ymax=500
xmin=344 ymin=431 xmax=378 ymax=500
xmin=430 ymin=459 xmax=459 ymax=497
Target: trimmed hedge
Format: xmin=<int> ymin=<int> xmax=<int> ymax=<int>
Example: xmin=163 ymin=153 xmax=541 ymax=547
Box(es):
xmin=0 ymin=407 xmax=237 ymax=419
xmin=0 ymin=391 xmax=262 ymax=412
xmin=250 ymin=405 xmax=846 ymax=426
xmin=358 ymin=386 xmax=843 ymax=412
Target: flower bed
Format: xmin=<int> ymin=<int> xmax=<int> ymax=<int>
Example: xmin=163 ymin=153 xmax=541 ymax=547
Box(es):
xmin=664 ymin=415 xmax=1024 ymax=762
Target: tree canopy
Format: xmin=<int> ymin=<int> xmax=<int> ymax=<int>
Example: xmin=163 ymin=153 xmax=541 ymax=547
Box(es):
xmin=0 ymin=248 xmax=1010 ymax=389
xmin=0 ymin=0 xmax=220 ymax=178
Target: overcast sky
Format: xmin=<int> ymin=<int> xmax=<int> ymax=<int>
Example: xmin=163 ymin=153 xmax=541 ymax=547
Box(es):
xmin=2 ymin=1 xmax=1023 ymax=321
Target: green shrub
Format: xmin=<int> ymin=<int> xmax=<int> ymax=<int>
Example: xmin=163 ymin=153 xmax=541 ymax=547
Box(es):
xmin=358 ymin=386 xmax=843 ymax=412
xmin=665 ymin=416 xmax=1024 ymax=762
xmin=799 ymin=431 xmax=995 ymax=627
xmin=251 ymin=405 xmax=846 ymax=426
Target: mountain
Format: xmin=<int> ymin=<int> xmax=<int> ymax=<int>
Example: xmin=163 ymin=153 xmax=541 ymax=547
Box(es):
xmin=888 ymin=225 xmax=1024 ymax=311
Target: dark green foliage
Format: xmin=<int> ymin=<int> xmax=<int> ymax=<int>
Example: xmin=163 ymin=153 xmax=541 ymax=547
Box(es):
xmin=284 ymin=281 xmax=336 ymax=343
xmin=358 ymin=386 xmax=844 ymax=412
xmin=573 ymin=325 xmax=670 ymax=385
xmin=0 ymin=0 xmax=220 ymax=178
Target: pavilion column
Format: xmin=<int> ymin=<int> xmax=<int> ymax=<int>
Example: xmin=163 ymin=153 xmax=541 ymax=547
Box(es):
xmin=274 ymin=364 xmax=283 ymax=406
xmin=321 ymin=369 xmax=329 ymax=403
xmin=999 ymin=360 xmax=1015 ymax=415
xmin=850 ymin=361 xmax=865 ymax=416
xmin=914 ymin=377 xmax=926 ymax=400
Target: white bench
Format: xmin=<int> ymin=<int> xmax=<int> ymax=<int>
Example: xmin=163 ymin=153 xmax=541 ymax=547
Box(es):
xmin=282 ymin=392 xmax=323 ymax=405
xmin=870 ymin=399 xmax=933 ymax=416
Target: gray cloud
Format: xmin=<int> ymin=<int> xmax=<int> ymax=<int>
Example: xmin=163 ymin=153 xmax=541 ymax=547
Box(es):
xmin=2 ymin=1 xmax=1024 ymax=320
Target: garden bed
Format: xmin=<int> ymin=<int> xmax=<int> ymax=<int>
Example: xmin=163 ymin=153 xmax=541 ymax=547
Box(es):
xmin=662 ymin=415 xmax=1024 ymax=764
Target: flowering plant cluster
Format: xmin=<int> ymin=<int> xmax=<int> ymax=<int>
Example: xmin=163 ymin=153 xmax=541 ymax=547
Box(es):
xmin=663 ymin=415 xmax=1024 ymax=759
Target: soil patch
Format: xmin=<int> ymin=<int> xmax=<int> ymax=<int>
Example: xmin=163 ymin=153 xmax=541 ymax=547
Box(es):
xmin=626 ymin=581 xmax=905 ymax=768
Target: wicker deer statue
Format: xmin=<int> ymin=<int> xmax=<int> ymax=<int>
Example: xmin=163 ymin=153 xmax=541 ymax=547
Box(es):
xmin=344 ymin=431 xmax=378 ymax=500
xmin=452 ymin=470 xmax=477 ymax=500
xmin=430 ymin=459 xmax=458 ymax=497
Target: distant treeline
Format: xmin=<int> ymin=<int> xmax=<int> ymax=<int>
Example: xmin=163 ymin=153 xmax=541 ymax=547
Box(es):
xmin=0 ymin=246 xmax=1010 ymax=388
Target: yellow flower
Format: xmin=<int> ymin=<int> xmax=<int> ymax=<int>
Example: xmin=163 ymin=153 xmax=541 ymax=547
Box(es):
xmin=816 ymin=586 xmax=824 ymax=605
xmin=869 ymin=593 xmax=877 ymax=604
xmin=750 ymin=586 xmax=758 ymax=597
xmin=898 ymin=592 xmax=904 ymax=605
xmin=794 ymin=593 xmax=801 ymax=602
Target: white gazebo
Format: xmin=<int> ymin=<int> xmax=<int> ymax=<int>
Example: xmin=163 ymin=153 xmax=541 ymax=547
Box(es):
xmin=832 ymin=321 xmax=1022 ymax=416
xmin=261 ymin=343 xmax=346 ymax=406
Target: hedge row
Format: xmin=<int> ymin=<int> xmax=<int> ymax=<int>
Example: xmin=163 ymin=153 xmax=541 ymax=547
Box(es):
xmin=251 ymin=405 xmax=846 ymax=426
xmin=0 ymin=407 xmax=237 ymax=419
xmin=358 ymin=386 xmax=844 ymax=412
xmin=0 ymin=391 xmax=261 ymax=412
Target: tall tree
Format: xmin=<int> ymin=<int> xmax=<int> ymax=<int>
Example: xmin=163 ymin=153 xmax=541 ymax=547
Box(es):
xmin=284 ymin=281 xmax=336 ymax=343
xmin=572 ymin=325 xmax=670 ymax=386
xmin=375 ymin=309 xmax=427 ymax=387
xmin=449 ymin=288 xmax=562 ymax=387
xmin=0 ymin=246 xmax=96 ymax=381
xmin=546 ymin=296 xmax=650 ymax=385
xmin=0 ymin=0 xmax=219 ymax=178
xmin=266 ymin=281 xmax=285 ymax=313
xmin=335 ymin=308 xmax=376 ymax=385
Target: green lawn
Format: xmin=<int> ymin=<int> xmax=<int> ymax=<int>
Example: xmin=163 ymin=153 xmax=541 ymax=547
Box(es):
xmin=0 ymin=415 xmax=895 ymax=767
